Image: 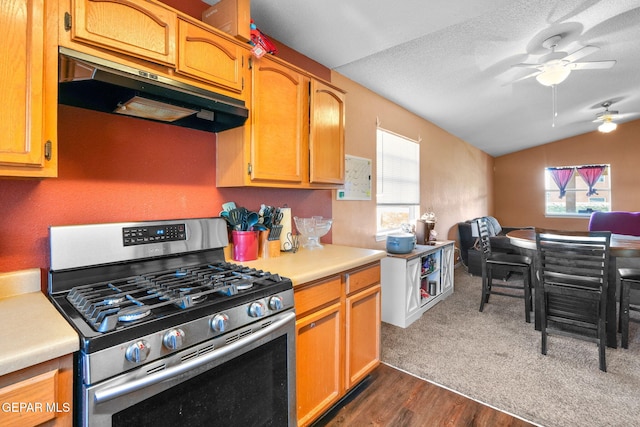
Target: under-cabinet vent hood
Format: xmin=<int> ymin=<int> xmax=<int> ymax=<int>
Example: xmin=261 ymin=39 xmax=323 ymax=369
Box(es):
xmin=58 ymin=47 xmax=248 ymax=133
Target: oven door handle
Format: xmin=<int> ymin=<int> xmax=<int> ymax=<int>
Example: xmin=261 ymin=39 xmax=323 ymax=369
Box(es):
xmin=93 ymin=310 xmax=295 ymax=404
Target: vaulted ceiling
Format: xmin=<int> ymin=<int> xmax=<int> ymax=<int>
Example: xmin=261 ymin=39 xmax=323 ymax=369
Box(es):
xmin=250 ymin=0 xmax=640 ymax=156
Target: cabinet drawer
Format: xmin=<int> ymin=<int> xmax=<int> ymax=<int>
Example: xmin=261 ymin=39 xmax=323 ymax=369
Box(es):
xmin=345 ymin=263 xmax=380 ymax=295
xmin=294 ymin=275 xmax=341 ymax=316
xmin=0 ymin=370 xmax=58 ymax=427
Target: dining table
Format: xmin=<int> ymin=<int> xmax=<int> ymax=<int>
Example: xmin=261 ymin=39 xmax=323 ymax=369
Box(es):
xmin=506 ymin=228 xmax=640 ymax=348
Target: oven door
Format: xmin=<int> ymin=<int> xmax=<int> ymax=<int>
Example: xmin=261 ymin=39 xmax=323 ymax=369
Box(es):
xmin=82 ymin=311 xmax=296 ymax=427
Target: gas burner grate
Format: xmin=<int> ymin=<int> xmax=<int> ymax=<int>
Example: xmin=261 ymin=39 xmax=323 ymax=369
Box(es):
xmin=65 ymin=262 xmax=280 ymax=332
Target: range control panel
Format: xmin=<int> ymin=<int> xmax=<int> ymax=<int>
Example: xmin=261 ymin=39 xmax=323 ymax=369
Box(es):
xmin=123 ymin=223 xmax=186 ymax=246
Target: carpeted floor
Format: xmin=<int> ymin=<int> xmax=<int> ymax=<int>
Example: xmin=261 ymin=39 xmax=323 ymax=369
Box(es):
xmin=381 ymin=266 xmax=640 ymax=427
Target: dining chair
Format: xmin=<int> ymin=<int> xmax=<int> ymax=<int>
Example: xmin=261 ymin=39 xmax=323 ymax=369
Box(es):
xmin=618 ymin=268 xmax=640 ymax=349
xmin=535 ymin=231 xmax=611 ymax=372
xmin=477 ymin=218 xmax=533 ymax=322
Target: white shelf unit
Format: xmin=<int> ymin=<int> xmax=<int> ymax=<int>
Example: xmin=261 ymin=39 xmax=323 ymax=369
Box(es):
xmin=381 ymin=241 xmax=455 ymax=328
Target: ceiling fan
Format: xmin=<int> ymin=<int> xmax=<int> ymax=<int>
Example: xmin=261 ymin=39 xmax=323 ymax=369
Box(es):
xmin=594 ymin=101 xmax=621 ymax=133
xmin=512 ymin=34 xmax=617 ymax=86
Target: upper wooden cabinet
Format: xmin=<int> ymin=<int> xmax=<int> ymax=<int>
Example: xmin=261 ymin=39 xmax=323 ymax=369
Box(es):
xmin=0 ymin=0 xmax=58 ymax=177
xmin=217 ymin=56 xmax=346 ymax=189
xmin=176 ymin=19 xmax=245 ymax=94
xmin=310 ymin=79 xmax=345 ymax=184
xmin=251 ymin=57 xmax=309 ymax=184
xmin=65 ymin=0 xmax=177 ymax=65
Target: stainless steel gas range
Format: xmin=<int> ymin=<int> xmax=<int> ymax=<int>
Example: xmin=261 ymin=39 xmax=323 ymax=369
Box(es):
xmin=47 ymin=218 xmax=296 ymax=426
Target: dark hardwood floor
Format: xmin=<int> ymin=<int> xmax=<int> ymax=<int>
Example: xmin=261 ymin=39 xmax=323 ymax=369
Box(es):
xmin=313 ymin=364 xmax=536 ymax=427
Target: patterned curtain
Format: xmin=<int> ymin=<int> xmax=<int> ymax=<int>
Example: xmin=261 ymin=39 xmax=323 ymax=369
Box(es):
xmin=547 ymin=167 xmax=575 ymax=198
xmin=577 ymin=165 xmax=606 ymax=197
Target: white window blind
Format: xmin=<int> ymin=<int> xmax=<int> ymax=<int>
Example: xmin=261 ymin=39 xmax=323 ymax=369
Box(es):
xmin=376 ymin=128 xmax=420 ymax=205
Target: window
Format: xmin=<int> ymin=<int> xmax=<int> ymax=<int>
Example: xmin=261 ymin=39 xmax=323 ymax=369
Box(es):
xmin=376 ymin=128 xmax=420 ymax=237
xmin=544 ymin=164 xmax=611 ymax=216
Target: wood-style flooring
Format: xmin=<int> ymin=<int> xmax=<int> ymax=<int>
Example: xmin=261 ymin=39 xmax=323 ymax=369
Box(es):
xmin=313 ymin=364 xmax=536 ymax=427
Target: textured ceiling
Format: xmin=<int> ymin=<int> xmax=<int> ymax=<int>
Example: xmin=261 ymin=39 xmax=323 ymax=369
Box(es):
xmin=250 ymin=0 xmax=640 ymax=156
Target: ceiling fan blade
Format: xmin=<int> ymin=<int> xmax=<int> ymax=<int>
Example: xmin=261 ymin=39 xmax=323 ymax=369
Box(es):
xmin=564 ymin=45 xmax=599 ymax=63
xmin=592 ymin=110 xmax=640 ymax=122
xmin=593 ymin=115 xmax=621 ymax=123
xmin=501 ymin=70 xmax=541 ymax=87
xmin=512 ymin=70 xmax=541 ymax=82
xmin=569 ymin=60 xmax=616 ymax=70
xmin=510 ymin=63 xmax=542 ymax=69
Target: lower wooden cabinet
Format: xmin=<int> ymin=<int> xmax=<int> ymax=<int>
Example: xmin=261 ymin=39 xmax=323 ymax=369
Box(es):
xmin=294 ymin=262 xmax=381 ymax=427
xmin=0 ymin=354 xmax=73 ymax=427
xmin=346 ymin=284 xmax=381 ymax=389
xmin=295 ymin=302 xmax=342 ymax=426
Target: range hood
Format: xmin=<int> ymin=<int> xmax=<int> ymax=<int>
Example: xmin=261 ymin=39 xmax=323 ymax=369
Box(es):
xmin=58 ymin=47 xmax=248 ymax=133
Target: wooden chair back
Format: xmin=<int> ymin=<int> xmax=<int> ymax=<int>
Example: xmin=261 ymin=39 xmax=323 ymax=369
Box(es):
xmin=536 ymin=231 xmax=611 ymax=294
xmin=535 ymin=230 xmax=611 ymax=371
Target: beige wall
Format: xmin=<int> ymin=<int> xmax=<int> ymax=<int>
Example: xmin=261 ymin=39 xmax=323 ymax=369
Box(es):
xmin=494 ymin=118 xmax=640 ymax=231
xmin=330 ymin=71 xmax=494 ymax=252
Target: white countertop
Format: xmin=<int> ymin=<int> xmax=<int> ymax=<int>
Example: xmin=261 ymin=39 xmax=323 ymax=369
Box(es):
xmin=0 ymin=269 xmax=79 ymax=376
xmin=239 ymin=244 xmax=386 ymax=285
xmin=0 ymin=245 xmax=383 ymax=376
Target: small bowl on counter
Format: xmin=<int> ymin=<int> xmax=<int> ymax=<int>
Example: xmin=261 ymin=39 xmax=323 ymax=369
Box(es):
xmin=294 ymin=216 xmax=333 ymax=249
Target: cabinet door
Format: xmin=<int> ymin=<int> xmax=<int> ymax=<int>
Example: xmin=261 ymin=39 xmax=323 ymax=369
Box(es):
xmin=70 ymin=0 xmax=176 ymax=65
xmin=250 ymin=57 xmax=309 ymax=183
xmin=309 ymin=79 xmax=345 ymax=184
xmin=296 ymin=302 xmax=342 ymax=427
xmin=345 ymin=284 xmax=380 ymax=389
xmin=0 ymin=0 xmax=57 ymax=177
xmin=176 ymin=19 xmax=244 ymax=94
xmin=441 ymin=244 xmax=454 ymax=293
xmin=405 ymin=257 xmax=421 ymax=315
xmin=0 ymin=354 xmax=73 ymax=427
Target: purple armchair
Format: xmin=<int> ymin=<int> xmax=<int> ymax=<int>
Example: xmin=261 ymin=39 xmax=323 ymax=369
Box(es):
xmin=588 ymin=211 xmax=640 ymax=236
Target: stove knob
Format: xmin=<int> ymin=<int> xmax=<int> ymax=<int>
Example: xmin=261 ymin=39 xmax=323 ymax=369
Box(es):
xmin=125 ymin=340 xmax=151 ymax=363
xmin=211 ymin=313 xmax=229 ymax=332
xmin=163 ymin=328 xmax=185 ymax=351
xmin=269 ymin=296 xmax=284 ymax=311
xmin=248 ymin=301 xmax=266 ymax=318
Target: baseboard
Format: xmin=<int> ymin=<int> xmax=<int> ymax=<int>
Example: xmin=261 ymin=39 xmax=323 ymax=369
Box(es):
xmin=309 ymin=375 xmax=373 ymax=427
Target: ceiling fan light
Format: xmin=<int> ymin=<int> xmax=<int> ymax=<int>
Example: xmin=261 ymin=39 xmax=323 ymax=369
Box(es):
xmin=598 ymin=120 xmax=617 ymax=133
xmin=535 ymin=65 xmax=571 ymax=86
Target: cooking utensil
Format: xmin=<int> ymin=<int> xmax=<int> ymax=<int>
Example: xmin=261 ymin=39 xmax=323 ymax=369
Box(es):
xmin=272 ymin=209 xmax=283 ymax=225
xmin=228 ymin=208 xmax=243 ymax=230
xmin=246 ymin=211 xmax=259 ymax=230
xmin=261 ymin=205 xmax=274 ymax=228
xmin=268 ymin=224 xmax=283 ymax=241
xmin=222 ymin=201 xmax=236 ymax=212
